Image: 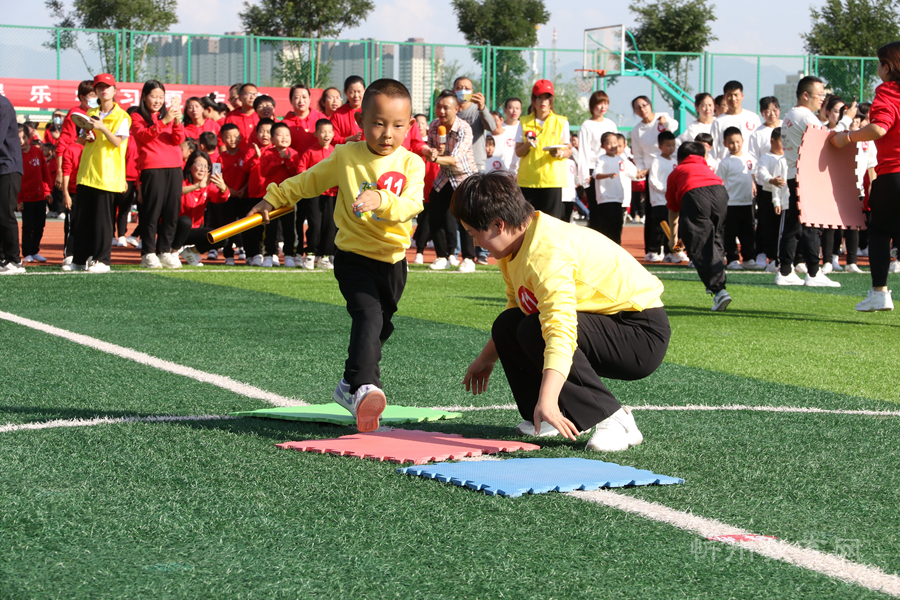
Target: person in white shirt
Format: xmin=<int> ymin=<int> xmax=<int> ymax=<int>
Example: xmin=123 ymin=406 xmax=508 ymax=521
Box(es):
xmin=577 ymin=91 xmax=619 ymax=202
xmin=694 ymin=133 xmax=719 ymax=172
xmin=714 ymin=95 xmax=726 ymax=117
xmin=747 ymin=96 xmax=783 ymax=267
xmin=593 ymin=131 xmax=646 ymax=245
xmin=647 ymin=131 xmax=678 ymax=262
xmin=777 ymin=76 xmax=855 ymax=287
xmin=754 ymin=127 xmax=788 ymax=272
xmin=490 ymin=98 xmax=523 ymax=173
xmin=716 ymin=127 xmax=762 ymax=270
xmin=616 ymin=133 xmax=635 ymax=219
xmin=709 ymin=81 xmax=762 ymax=162
xmin=630 ymin=95 xmax=678 ymax=229
xmin=678 ymin=92 xmax=716 ymax=145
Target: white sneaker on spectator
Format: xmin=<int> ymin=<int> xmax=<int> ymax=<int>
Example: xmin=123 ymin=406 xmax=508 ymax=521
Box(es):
xmin=429 ymin=257 xmax=448 ymax=270
xmin=856 ymin=289 xmax=893 ymax=312
xmin=237 ymin=250 xmax=246 ymax=260
xmin=845 ymin=263 xmax=864 ymax=274
xmin=293 ymin=254 xmax=304 ymax=268
xmin=889 ymin=260 xmax=900 ymax=274
xmin=179 ymin=246 xmax=203 ymax=266
xmin=448 ymin=254 xmax=459 ymax=267
xmin=159 ymin=252 xmax=182 ymax=269
xmin=858 ymin=247 xmax=869 ymax=257
xmin=822 ymin=261 xmax=833 ymax=274
xmin=22 ymin=255 xmax=34 ymax=263
xmin=284 ymin=255 xmax=295 ymax=268
xmin=111 ymin=237 xmax=119 ymax=247
xmin=765 ymin=260 xmax=779 ymax=273
xmin=514 ymin=421 xmax=560 ymax=438
xmin=742 ymin=259 xmax=763 ymax=270
xmin=207 ymin=249 xmax=218 ymax=260
xmin=831 ymin=257 xmax=843 ymax=271
xmin=775 ymin=271 xmax=804 ymax=285
xmin=0 ymin=261 xmax=25 ymax=274
xmin=250 ymin=254 xmax=263 ymax=267
xmin=303 ymin=255 xmax=316 ymax=270
xmin=458 ymin=258 xmax=476 ymax=273
xmin=87 ymin=260 xmax=110 ymax=273
xmin=225 ymin=257 xmax=235 ymax=266
xmin=317 ymin=256 xmax=334 ymax=270
xmin=140 ymin=253 xmax=162 ymax=269
xmin=794 ymin=262 xmax=808 ymax=275
xmin=675 ymin=250 xmax=689 ymax=262
xmin=414 ymin=253 xmax=424 ymax=265
xmin=711 ymin=289 xmax=732 ymax=311
xmin=755 ymin=253 xmax=767 ymax=266
xmin=644 ymin=252 xmax=664 ymax=262
xmin=726 ymin=260 xmax=743 ymax=270
xmin=662 ymin=252 xmax=680 ymax=263
xmin=585 ymin=407 xmax=643 ymax=452
xmin=272 ymin=254 xmax=280 ymax=266
xmin=805 ymin=271 xmax=840 ymax=287
xmin=116 ymin=236 xmax=127 ymax=248
xmin=125 ymin=235 xmax=139 ymax=247
xmin=262 ymin=255 xmax=273 ymax=268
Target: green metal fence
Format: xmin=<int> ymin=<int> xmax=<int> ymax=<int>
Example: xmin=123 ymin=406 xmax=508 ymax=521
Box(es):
xmin=0 ymin=23 xmax=880 ymax=127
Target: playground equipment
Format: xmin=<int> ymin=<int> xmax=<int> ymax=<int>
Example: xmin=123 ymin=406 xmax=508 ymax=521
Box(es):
xmin=583 ymin=25 xmax=698 ymax=134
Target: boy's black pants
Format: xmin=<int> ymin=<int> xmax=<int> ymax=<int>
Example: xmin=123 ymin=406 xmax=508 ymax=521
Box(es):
xmin=0 ymin=172 xmax=21 ymax=265
xmin=20 ymin=201 xmax=47 ymax=257
xmin=590 ymin=201 xmax=625 ymax=245
xmin=334 ymin=249 xmax=407 ymax=393
xmin=724 ymin=204 xmax=756 ymax=263
xmin=778 ymin=179 xmax=821 ymax=277
xmin=679 ymin=185 xmax=728 ymax=294
xmin=755 ymin=190 xmax=779 ymax=259
xmin=646 ymin=205 xmax=668 ymax=255
xmin=492 ymin=306 xmax=670 ymax=432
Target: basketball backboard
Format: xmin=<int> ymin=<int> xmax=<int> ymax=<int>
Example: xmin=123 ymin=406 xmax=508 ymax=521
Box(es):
xmin=583 ymin=26 xmax=626 ymax=77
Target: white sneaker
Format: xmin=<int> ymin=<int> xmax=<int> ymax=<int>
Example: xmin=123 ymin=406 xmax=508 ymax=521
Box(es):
xmin=448 ymin=254 xmax=459 ymax=267
xmin=585 ymin=407 xmax=643 ymax=452
xmin=125 ymin=236 xmax=139 ymax=247
xmin=159 ymin=252 xmax=182 ymax=269
xmin=0 ymin=261 xmax=26 ymax=274
xmin=794 ymin=262 xmax=809 ymax=275
xmin=225 ymin=257 xmax=235 ymax=266
xmin=61 ymin=262 xmax=85 ymax=272
xmin=765 ymin=260 xmax=779 ymax=273
xmin=775 ymin=271 xmax=804 ymax=286
xmin=514 ymin=420 xmax=560 ymax=438
xmin=179 ymin=246 xmax=203 ymax=267
xmin=317 ymin=256 xmax=334 ymax=270
xmin=662 ymin=252 xmax=680 ymax=263
xmin=271 ymin=254 xmax=280 ymax=267
xmin=890 ymin=261 xmax=900 ymax=274
xmin=207 ymin=249 xmax=218 ymax=260
xmin=111 ymin=237 xmax=119 ymax=247
xmin=62 ymin=256 xmax=73 ymax=266
xmin=429 ymin=257 xmax=448 ymax=270
xmin=711 ymin=289 xmax=732 ymax=311
xmin=237 ymin=250 xmax=246 ymax=260
xmin=845 ymin=263 xmax=864 ymax=274
xmin=333 ymin=379 xmax=353 ymax=412
xmin=22 ymin=255 xmax=34 ymax=263
xmin=821 ymin=261 xmax=833 ymax=274
xmin=250 ymin=254 xmax=263 ymax=267
xmin=805 ymin=271 xmax=840 ymax=287
xmin=742 ymin=259 xmax=763 ymax=270
xmin=303 ymin=255 xmax=316 ymax=270
xmin=458 ymin=258 xmax=476 ymax=273
xmin=414 ymin=253 xmax=424 ymax=265
xmin=644 ymin=252 xmax=664 ymax=262
xmin=755 ymin=253 xmax=767 ymax=266
xmin=352 ymin=384 xmax=386 ymax=433
xmin=293 ymin=254 xmax=304 ymax=268
xmin=858 ymin=247 xmax=869 ymax=257
xmin=856 ymin=289 xmax=894 ymax=312
xmin=117 ymin=236 xmax=127 ymax=248
xmin=86 ymin=260 xmax=110 ymax=273
xmin=831 ymin=257 xmax=843 ymax=272
xmin=140 ymin=253 xmax=162 ymax=269
xmin=675 ymin=250 xmax=689 ymax=262
xmin=262 ymin=255 xmax=273 ymax=268
xmin=284 ymin=255 xmax=295 ymax=268
xmin=726 ymin=260 xmax=743 ymax=270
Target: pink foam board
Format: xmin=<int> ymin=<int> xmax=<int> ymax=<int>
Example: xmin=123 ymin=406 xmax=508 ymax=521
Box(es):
xmin=796 ymin=125 xmax=867 ymax=229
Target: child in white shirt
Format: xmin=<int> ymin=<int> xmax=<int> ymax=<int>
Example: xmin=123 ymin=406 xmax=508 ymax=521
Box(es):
xmin=483 ymin=136 xmax=508 ymax=173
xmin=616 ymin=133 xmax=635 ymax=219
xmin=709 ymin=81 xmax=762 ymax=162
xmin=593 ymin=131 xmax=646 ymax=245
xmin=647 ymin=131 xmax=678 ymax=262
xmin=754 ymin=127 xmax=788 ymax=272
xmin=694 ymin=132 xmax=718 ymax=172
xmin=716 ymin=126 xmax=762 ymax=269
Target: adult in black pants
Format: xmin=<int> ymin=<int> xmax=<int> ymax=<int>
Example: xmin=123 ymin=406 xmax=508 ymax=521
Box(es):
xmin=0 ymin=94 xmax=23 ymax=274
xmin=778 ymin=180 xmax=823 ymax=279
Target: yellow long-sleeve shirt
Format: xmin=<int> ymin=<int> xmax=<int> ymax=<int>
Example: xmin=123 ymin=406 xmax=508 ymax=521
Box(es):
xmin=263 ymin=142 xmax=425 ymax=264
xmin=498 ymin=212 xmax=665 ymax=377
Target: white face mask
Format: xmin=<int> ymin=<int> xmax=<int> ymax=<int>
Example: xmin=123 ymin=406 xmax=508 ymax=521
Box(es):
xmin=87 ymin=98 xmax=99 ymax=109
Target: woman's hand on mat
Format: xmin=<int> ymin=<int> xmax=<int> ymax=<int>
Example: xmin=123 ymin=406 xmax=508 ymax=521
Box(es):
xmin=533 ymin=399 xmax=579 ymax=441
xmin=463 ymin=357 xmax=494 ymax=395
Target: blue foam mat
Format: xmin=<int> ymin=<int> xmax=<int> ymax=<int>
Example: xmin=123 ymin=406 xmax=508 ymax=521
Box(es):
xmin=398 ymin=457 xmax=684 ymax=498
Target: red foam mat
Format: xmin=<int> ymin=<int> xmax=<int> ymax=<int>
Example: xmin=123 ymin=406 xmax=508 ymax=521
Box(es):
xmin=796 ymin=125 xmax=867 ymax=230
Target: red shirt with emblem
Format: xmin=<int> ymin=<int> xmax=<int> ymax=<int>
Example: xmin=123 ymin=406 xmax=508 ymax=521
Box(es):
xmin=283 ymin=109 xmax=327 ymax=154
xmin=298 ymin=143 xmax=338 ymax=197
xmin=19 ymin=145 xmax=52 ymax=202
xmin=181 ymin=178 xmax=230 ymax=227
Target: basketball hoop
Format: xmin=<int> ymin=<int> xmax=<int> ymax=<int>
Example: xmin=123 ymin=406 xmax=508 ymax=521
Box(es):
xmin=575 ymin=69 xmax=608 ymax=78
xmin=575 ymin=69 xmax=607 ymax=93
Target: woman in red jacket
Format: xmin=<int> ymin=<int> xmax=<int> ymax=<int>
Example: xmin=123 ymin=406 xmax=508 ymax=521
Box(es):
xmin=183 ymin=96 xmax=221 ymax=141
xmin=131 ymin=80 xmax=185 ymax=269
xmin=317 ymin=87 xmax=342 ymax=119
xmin=833 ymin=41 xmax=900 ymax=312
xmin=330 ymin=76 xmax=365 ymax=144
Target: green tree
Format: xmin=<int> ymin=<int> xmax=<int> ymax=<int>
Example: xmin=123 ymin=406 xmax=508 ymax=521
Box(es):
xmin=239 ymin=0 xmax=374 ymax=88
xmin=45 ymin=0 xmax=178 ymax=80
xmin=452 ymin=0 xmax=550 ymax=108
xmin=628 ymin=0 xmax=716 ymax=93
xmin=803 ymin=0 xmax=900 ymax=101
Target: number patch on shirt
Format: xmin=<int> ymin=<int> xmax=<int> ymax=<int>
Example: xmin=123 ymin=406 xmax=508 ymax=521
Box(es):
xmin=377 ymin=171 xmax=407 ymax=195
xmin=518 ymin=286 xmax=538 ymax=315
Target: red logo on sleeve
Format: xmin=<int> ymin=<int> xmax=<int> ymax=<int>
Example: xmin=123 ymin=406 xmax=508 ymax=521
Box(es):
xmin=746 ymin=159 xmax=753 ymax=170
xmin=376 ymin=171 xmax=407 ymax=195
xmin=619 ymin=160 xmax=625 ymax=171
xmin=517 ymin=286 xmax=538 ymax=314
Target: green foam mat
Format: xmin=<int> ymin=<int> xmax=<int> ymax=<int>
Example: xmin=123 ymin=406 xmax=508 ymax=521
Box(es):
xmin=232 ymin=403 xmax=463 ymax=425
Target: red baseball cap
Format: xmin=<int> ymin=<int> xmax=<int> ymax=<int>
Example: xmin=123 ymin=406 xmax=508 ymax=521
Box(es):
xmin=532 ymin=79 xmax=554 ymax=96
xmin=93 ymin=73 xmax=116 ymax=88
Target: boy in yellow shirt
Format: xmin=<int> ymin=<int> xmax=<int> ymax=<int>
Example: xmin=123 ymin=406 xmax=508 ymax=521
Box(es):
xmin=250 ymin=79 xmax=424 ymax=432
xmin=457 ymin=171 xmax=670 ymax=452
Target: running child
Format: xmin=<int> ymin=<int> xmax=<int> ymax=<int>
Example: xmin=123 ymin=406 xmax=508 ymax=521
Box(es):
xmin=457 ymin=171 xmax=669 ymax=451
xmin=716 ymin=127 xmax=762 ymax=270
xmin=249 ymin=78 xmax=425 ymax=432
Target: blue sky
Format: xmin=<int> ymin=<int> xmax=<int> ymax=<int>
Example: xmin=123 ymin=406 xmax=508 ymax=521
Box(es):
xmin=6 ymin=0 xmax=814 ymax=56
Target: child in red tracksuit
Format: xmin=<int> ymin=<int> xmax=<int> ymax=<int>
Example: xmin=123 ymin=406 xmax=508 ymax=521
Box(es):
xmin=666 ymin=141 xmax=732 ymax=311
xmin=241 ymin=118 xmax=274 ymax=265
xmin=218 ymin=123 xmax=253 ymax=265
xmin=296 ymin=119 xmax=338 ymax=269
xmin=260 ymin=122 xmax=300 ymax=267
xmin=17 ymin=125 xmax=52 ymax=263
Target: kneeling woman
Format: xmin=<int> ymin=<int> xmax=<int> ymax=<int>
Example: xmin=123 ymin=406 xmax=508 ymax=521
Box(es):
xmin=176 ymin=150 xmax=230 ymax=266
xmin=458 ymin=171 xmax=670 ymax=452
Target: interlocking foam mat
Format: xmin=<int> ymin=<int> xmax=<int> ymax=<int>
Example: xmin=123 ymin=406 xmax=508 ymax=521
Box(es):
xmin=276 ymin=430 xmax=540 ymax=464
xmin=796 ymin=125 xmax=867 ymax=230
xmin=399 ymin=457 xmax=685 ymax=497
xmin=233 ymin=403 xmax=462 ymax=425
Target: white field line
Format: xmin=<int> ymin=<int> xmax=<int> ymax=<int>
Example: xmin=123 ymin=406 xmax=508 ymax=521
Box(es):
xmin=0 ymin=414 xmax=237 ymax=434
xmin=571 ymin=489 xmax=900 ymax=597
xmin=433 ymin=403 xmax=900 ymax=417
xmin=0 ymin=310 xmax=305 ymax=408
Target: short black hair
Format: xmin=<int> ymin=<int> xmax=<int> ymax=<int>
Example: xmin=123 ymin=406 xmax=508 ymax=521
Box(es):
xmin=436 ymin=89 xmax=458 ymax=105
xmin=658 ymin=131 xmax=676 ymax=144
xmin=220 ymin=123 xmax=240 ymax=136
xmin=451 ymin=171 xmax=534 ymax=231
xmin=615 ymin=132 xmax=626 ymax=142
xmin=771 ymin=127 xmax=782 ymax=142
xmin=256 ymin=117 xmax=274 ymax=134
xmin=270 ymin=122 xmax=290 ymax=136
xmin=723 ymin=80 xmax=743 ymax=94
xmin=253 ymin=94 xmax=275 ymax=110
xmin=759 ymin=96 xmax=780 ymax=111
xmin=504 ymin=97 xmax=522 ymax=109
xmin=199 ymin=131 xmax=218 ymax=150
xmin=315 ymin=118 xmax=333 ymax=131
xmin=723 ymin=126 xmax=742 ymax=139
xmin=600 ymin=131 xmax=617 ymax=145
xmin=239 ymin=82 xmax=258 ymax=95
xmin=715 ymin=94 xmax=725 ymax=106
xmin=413 ymin=113 xmax=427 ymax=120
xmin=678 ymin=141 xmax=706 ymax=162
xmin=694 ymin=132 xmax=714 ymax=145
xmin=796 ymin=76 xmax=824 ymax=100
xmin=182 ymin=137 xmax=198 ymax=153
xmin=361 ymin=78 xmax=412 ymax=114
